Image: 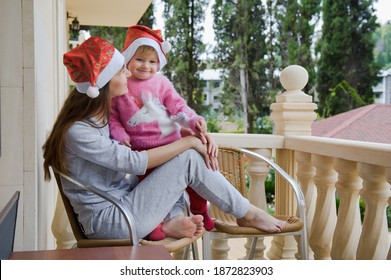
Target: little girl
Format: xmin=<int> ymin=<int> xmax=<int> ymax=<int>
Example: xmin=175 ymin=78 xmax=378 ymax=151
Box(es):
xmin=109 ymin=25 xmax=215 ymax=240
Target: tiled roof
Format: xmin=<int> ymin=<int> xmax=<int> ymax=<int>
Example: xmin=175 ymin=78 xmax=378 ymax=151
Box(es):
xmin=311 ymin=104 xmax=391 ymax=144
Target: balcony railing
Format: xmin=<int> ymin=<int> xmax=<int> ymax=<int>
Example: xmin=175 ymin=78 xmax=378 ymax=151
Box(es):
xmin=51 ymin=65 xmax=391 ymax=260
xmin=210 ymin=133 xmax=391 ymax=260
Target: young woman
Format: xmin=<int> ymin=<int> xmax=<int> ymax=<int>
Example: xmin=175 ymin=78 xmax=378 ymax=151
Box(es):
xmin=42 ymin=37 xmax=285 ymax=241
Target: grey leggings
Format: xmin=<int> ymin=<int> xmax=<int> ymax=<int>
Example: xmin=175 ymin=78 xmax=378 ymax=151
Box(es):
xmin=91 ymin=149 xmax=250 ymax=239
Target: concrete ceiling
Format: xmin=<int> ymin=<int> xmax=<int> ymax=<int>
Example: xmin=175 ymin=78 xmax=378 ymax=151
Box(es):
xmin=66 ymin=0 xmax=152 ymax=27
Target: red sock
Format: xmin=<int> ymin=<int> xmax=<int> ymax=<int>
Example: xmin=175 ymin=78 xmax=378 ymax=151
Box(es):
xmin=187 ymin=187 xmax=215 ymax=231
xmin=147 ymin=223 xmax=166 ymax=241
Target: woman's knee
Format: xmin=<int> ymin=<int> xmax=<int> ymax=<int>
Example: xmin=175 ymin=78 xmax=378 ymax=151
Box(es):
xmin=178 ymin=149 xmax=202 ymax=162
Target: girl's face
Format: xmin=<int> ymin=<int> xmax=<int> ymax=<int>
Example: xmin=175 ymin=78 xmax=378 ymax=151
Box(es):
xmin=109 ymin=66 xmax=131 ymax=98
xmin=127 ymin=49 xmax=159 ymax=80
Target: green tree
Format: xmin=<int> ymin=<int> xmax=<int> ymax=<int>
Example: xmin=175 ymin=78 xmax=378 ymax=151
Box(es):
xmin=317 ymin=0 xmax=379 ymax=117
xmin=274 ymin=0 xmax=321 ymax=94
xmin=162 ymin=0 xmax=207 ymax=114
xmin=213 ymin=0 xmax=269 ymax=133
xmin=89 ymin=26 xmax=127 ymax=50
xmin=87 ymin=3 xmax=155 ymax=51
xmin=374 ymin=21 xmax=391 ymax=69
xmin=324 ymin=80 xmax=366 ymax=117
xmin=265 ymin=0 xmax=280 ymax=93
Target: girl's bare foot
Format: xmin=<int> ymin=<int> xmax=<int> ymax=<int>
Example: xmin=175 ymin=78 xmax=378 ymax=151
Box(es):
xmin=237 ymin=205 xmax=286 ymax=233
xmin=161 ymin=215 xmax=204 ymax=238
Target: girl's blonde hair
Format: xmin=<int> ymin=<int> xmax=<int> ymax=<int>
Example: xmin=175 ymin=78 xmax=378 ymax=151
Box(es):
xmin=42 ymin=85 xmax=111 ymax=181
xmin=134 ymin=45 xmax=158 ymax=57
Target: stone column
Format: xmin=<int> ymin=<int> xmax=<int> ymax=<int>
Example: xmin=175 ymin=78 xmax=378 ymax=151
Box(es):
xmin=242 ymin=148 xmax=272 ymax=259
xmin=331 ymin=159 xmax=362 ymax=259
xmin=268 ymin=65 xmax=317 ymax=259
xmin=356 ymin=164 xmax=391 ymax=259
xmin=310 ymin=155 xmax=337 ymax=259
xmin=294 ymin=151 xmax=316 ymax=259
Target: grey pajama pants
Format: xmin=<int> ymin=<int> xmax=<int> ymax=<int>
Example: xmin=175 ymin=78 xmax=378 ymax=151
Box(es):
xmin=90 ymin=149 xmax=250 ymax=239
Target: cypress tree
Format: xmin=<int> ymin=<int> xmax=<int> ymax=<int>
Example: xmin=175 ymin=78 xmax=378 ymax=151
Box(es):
xmin=162 ymin=0 xmax=207 ymax=114
xmin=317 ymin=0 xmax=379 ymax=117
xmin=274 ymin=0 xmax=321 ymax=94
xmin=213 ymin=0 xmax=269 ymax=133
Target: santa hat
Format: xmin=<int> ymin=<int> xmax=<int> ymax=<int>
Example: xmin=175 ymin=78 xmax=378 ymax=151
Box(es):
xmin=63 ymin=37 xmax=125 ymax=98
xmin=121 ymin=25 xmax=171 ymax=71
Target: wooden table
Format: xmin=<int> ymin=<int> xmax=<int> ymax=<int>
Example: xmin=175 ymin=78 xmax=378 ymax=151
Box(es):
xmin=9 ymin=245 xmax=173 ymax=260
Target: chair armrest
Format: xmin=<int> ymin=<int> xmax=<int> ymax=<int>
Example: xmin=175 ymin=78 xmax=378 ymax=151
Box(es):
xmin=240 ymin=149 xmax=307 ymax=227
xmin=58 ymin=172 xmax=139 ymax=246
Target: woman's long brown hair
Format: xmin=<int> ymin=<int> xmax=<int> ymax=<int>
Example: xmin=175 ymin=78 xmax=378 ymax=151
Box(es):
xmin=42 ymin=85 xmax=111 ymax=181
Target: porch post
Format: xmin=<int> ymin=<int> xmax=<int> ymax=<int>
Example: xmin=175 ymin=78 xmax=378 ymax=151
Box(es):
xmin=268 ymin=65 xmax=317 ymax=259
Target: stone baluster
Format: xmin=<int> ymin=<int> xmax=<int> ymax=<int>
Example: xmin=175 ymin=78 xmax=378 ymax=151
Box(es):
xmin=331 ymin=159 xmax=362 ymax=259
xmin=294 ymin=151 xmax=316 ymax=259
xmin=356 ymin=163 xmax=391 ymax=259
xmin=310 ymin=155 xmax=337 ymax=260
xmin=242 ymin=148 xmax=272 ymax=259
xmin=269 ymin=65 xmax=317 ymax=259
xmin=211 ymin=239 xmax=231 ymax=259
xmin=267 ymin=149 xmax=298 ymax=259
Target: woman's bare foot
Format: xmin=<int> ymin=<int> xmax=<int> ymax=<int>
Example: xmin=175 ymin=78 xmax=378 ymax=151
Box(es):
xmin=237 ymin=205 xmax=286 ymax=233
xmin=161 ymin=215 xmax=204 ymax=238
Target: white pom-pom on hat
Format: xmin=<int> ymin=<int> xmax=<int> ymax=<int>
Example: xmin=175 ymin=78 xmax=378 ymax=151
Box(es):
xmin=161 ymin=41 xmax=171 ymax=53
xmin=87 ymin=86 xmax=100 ymax=98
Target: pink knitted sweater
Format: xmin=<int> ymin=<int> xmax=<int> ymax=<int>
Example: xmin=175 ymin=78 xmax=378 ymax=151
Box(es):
xmin=110 ymin=73 xmax=203 ymax=150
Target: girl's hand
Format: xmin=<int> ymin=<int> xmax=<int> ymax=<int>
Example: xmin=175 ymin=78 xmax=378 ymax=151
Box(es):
xmin=204 ymin=134 xmax=218 ymax=158
xmin=122 ymin=140 xmax=132 ymax=148
xmin=195 ymin=119 xmax=207 ymax=135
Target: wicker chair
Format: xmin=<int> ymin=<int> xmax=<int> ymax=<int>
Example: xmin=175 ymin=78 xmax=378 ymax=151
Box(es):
xmin=202 ymin=146 xmax=308 ymax=260
xmin=53 ymin=170 xmax=203 ymax=259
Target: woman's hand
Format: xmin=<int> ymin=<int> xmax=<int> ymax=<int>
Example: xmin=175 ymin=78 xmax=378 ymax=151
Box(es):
xmin=204 ymin=134 xmax=219 ymax=171
xmin=189 ymin=136 xmax=219 ymax=171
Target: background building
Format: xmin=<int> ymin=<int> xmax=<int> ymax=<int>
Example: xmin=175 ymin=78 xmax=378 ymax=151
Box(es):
xmin=200 ymin=68 xmax=224 ymax=111
xmin=373 ymin=67 xmax=391 ymax=104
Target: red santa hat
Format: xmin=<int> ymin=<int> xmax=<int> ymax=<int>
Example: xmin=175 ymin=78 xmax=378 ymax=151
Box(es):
xmin=121 ymin=25 xmax=171 ymax=71
xmin=63 ymin=37 xmax=125 ymax=98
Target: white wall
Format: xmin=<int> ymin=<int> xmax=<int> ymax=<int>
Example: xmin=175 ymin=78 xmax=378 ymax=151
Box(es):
xmin=0 ymin=0 xmax=68 ymax=251
xmin=0 ymin=0 xmax=25 ymax=251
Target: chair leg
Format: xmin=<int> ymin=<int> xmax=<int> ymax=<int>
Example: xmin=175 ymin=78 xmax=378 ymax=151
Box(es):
xmin=202 ymin=233 xmax=212 ymax=260
xmin=248 ymin=237 xmax=258 ymax=260
xmin=182 ymin=245 xmax=190 ymax=260
xmin=300 ymin=230 xmax=309 ymax=260
xmin=191 ymin=240 xmax=200 ymax=260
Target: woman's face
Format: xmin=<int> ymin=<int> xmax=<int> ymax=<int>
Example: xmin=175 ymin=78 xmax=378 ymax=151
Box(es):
xmin=109 ymin=66 xmax=131 ymax=98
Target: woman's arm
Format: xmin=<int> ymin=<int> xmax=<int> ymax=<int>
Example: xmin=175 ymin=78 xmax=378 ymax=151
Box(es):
xmin=146 ymin=136 xmax=211 ymax=169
